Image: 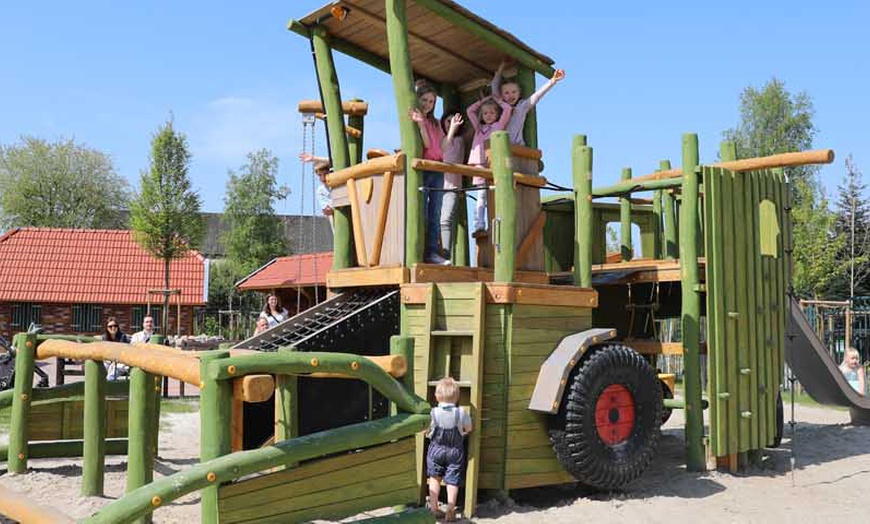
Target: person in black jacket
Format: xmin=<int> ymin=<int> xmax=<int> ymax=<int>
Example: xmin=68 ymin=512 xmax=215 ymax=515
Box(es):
xmin=102 ymin=316 xmax=130 ymax=380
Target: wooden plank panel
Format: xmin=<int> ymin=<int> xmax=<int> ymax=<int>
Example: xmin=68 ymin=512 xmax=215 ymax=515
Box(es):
xmin=220 ymin=437 xmax=414 ymax=499
xmin=506 ymin=471 xmax=575 ymax=490
xmin=506 ymin=457 xmax=566 ymax=475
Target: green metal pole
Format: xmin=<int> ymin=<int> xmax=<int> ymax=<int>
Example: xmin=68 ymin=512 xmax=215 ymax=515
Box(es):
xmin=653 ymin=189 xmax=663 ymax=259
xmin=661 ymin=160 xmax=678 ymax=259
xmin=82 ymin=359 xmax=108 ymax=496
xmin=199 ymin=351 xmax=233 ymax=524
xmin=275 ymin=347 xmax=298 ymax=443
xmin=8 ymin=333 xmax=36 ymax=473
xmin=516 ymin=66 xmax=538 ymax=148
xmin=492 ymin=131 xmax=517 ymax=282
xmin=348 ymin=100 xmax=365 ymax=166
xmin=150 ymin=335 xmax=164 ymax=461
xmin=680 ymin=133 xmax=705 ymax=471
xmin=620 ymin=167 xmax=632 ymax=261
xmin=386 ymin=0 xmax=425 ymax=267
xmin=573 ymin=135 xmax=592 ymax=288
xmin=311 ymin=26 xmax=353 ymax=271
xmin=390 ymin=335 xmax=415 ymax=417
xmin=126 ymin=366 xmax=156 ymax=524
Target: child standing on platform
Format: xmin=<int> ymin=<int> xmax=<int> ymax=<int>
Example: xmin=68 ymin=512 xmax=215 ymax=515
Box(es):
xmin=467 ymin=96 xmax=511 ymax=238
xmin=427 ymin=377 xmax=473 ymax=521
xmin=492 ymin=59 xmax=566 ymax=146
xmin=409 ymin=81 xmax=450 ymax=265
xmin=439 ymin=112 xmax=466 ymax=262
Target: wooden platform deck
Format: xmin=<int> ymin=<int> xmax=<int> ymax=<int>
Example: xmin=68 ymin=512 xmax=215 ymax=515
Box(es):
xmin=589 ymin=258 xmax=707 ymax=285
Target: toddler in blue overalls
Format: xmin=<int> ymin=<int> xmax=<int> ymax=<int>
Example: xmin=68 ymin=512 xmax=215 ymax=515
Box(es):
xmin=427 ymin=377 xmax=473 ymax=521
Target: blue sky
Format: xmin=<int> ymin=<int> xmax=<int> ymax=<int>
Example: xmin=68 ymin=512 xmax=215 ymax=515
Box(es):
xmin=1 ymin=1 xmax=867 ymax=214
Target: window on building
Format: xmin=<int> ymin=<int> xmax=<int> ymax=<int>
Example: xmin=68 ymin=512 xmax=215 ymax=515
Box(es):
xmin=11 ymin=303 xmax=42 ymax=329
xmin=71 ymin=304 xmax=103 ymax=332
xmin=132 ymin=306 xmax=161 ymax=331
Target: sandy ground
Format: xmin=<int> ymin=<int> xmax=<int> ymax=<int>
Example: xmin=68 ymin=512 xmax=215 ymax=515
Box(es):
xmin=1 ymin=403 xmax=868 ymax=523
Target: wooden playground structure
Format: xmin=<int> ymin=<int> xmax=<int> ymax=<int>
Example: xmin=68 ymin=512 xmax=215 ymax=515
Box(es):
xmin=0 ymin=1 xmax=842 ymax=523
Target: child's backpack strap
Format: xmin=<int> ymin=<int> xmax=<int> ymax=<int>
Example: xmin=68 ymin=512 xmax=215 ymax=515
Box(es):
xmin=431 ymin=407 xmax=439 ymax=429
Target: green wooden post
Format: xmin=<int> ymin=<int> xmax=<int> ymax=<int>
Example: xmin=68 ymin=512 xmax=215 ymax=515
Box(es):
xmin=126 ymin=366 xmax=156 ymax=524
xmin=620 ymin=167 xmax=632 ymax=261
xmin=516 ymin=66 xmax=538 ymax=148
xmin=661 ymin=160 xmax=679 ymax=259
xmin=150 ymin=334 xmax=164 ymax=460
xmin=653 ymin=190 xmax=663 ymax=259
xmin=386 ymin=0 xmax=425 ymax=267
xmin=572 ymin=135 xmax=592 ymax=288
xmin=680 ymin=133 xmax=705 ymax=471
xmin=492 ymin=131 xmax=516 ymax=282
xmin=275 ymin=347 xmax=298 ymax=443
xmin=8 ymin=333 xmax=36 ymax=473
xmin=311 ymin=26 xmax=353 ymax=270
xmin=703 ymin=160 xmax=725 ymax=457
xmin=82 ymin=359 xmax=108 ymax=496
xmin=390 ymin=336 xmax=415 ymax=395
xmin=199 ymin=351 xmax=233 ymax=524
xmin=348 ymin=99 xmax=365 ymax=166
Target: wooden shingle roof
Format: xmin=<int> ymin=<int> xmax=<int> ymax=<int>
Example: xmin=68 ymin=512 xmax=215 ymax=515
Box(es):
xmin=294 ymin=0 xmax=556 ymax=87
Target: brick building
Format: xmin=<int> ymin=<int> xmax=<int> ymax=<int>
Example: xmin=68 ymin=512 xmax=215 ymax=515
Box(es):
xmin=0 ymin=228 xmax=207 ymax=340
xmin=236 ymin=252 xmax=332 ymax=315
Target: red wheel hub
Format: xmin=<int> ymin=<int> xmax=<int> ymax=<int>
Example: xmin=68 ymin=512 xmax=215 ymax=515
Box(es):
xmin=595 ymin=384 xmax=636 ymax=446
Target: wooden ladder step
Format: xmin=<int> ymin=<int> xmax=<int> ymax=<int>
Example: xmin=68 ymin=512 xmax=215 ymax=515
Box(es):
xmin=430 ymin=330 xmax=475 ymax=337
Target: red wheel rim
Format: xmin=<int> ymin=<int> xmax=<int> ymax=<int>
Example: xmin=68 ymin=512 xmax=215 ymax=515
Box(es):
xmin=594 ymin=384 xmax=636 ymax=446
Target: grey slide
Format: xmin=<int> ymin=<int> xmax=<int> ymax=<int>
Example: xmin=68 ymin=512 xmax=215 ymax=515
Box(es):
xmin=786 ymin=298 xmax=870 ymax=424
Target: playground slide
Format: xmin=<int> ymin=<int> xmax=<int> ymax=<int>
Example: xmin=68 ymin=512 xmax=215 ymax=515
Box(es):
xmin=787 ymin=298 xmax=870 ymax=424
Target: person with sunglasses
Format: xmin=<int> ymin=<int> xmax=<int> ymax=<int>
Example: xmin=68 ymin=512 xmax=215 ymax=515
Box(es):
xmin=102 ymin=316 xmax=131 ymax=380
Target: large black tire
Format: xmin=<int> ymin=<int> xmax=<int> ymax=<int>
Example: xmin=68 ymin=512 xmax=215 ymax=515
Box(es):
xmin=771 ymin=391 xmax=784 ymax=448
xmin=549 ymin=344 xmax=663 ymax=490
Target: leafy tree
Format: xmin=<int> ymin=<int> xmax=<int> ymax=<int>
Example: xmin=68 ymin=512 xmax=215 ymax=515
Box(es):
xmin=792 ymin=180 xmax=843 ymax=298
xmin=829 ymin=155 xmax=870 ymax=299
xmin=723 ymin=77 xmax=818 ymax=196
xmin=222 ymin=149 xmax=288 ymax=274
xmin=724 ymin=78 xmax=841 ymax=298
xmin=130 ymin=120 xmax=205 ymax=335
xmin=0 ymin=136 xmax=130 ymax=229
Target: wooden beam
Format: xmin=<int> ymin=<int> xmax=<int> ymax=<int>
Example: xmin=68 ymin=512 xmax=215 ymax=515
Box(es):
xmin=309 ymin=355 xmax=408 ymax=379
xmin=516 ymin=210 xmax=546 ymax=267
xmin=412 ymin=0 xmax=556 ymax=78
xmin=0 ymin=485 xmax=75 ymax=524
xmin=370 ymin=171 xmax=395 ymax=266
xmin=350 ymin=4 xmax=492 ymax=77
xmin=624 ymin=341 xmax=686 ymax=355
xmin=346 ymin=178 xmax=369 ymax=267
xmin=297 ymin=99 xmax=369 ymax=116
xmin=411 ymin=158 xmax=547 ymax=188
xmin=633 ymin=149 xmax=835 ymax=183
xmin=327 ymin=153 xmax=405 ymax=188
xmin=327 ymin=266 xmax=410 ymax=288
xmin=486 ymin=142 xmax=543 ymax=161
xmin=411 ymin=264 xmax=549 ymax=285
xmin=311 ymin=113 xmax=363 ymax=138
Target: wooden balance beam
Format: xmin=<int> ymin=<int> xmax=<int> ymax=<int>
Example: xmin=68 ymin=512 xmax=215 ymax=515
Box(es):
xmin=35 ymin=340 xmax=274 ymax=402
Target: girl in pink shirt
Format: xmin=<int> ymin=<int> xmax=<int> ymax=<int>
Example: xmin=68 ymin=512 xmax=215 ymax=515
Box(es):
xmin=467 ymin=96 xmax=511 ymax=237
xmin=409 ymin=82 xmax=449 ymax=265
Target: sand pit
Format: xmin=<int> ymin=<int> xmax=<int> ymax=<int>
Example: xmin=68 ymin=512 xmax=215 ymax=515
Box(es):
xmin=1 ymin=403 xmax=868 ymax=523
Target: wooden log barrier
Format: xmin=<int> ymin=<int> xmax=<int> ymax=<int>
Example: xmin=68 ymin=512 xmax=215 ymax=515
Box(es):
xmin=309 ymin=354 xmax=408 ymax=379
xmin=297 ymin=99 xmax=369 ymax=116
xmin=632 ymin=149 xmax=835 ymax=183
xmin=327 ymin=153 xmax=405 ymax=188
xmin=411 ymin=158 xmax=548 ymax=188
xmin=0 ymin=484 xmax=75 ymax=524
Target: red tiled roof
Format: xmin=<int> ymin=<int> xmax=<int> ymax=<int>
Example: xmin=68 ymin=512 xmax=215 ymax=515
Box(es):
xmin=236 ymin=252 xmax=332 ymax=291
xmin=0 ymin=228 xmax=206 ymax=305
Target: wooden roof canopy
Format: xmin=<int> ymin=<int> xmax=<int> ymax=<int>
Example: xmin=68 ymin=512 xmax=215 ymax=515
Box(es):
xmin=289 ymin=0 xmax=556 ymax=88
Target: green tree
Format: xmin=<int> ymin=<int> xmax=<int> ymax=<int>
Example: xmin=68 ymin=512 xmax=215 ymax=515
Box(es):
xmin=723 ymin=77 xmax=818 ymax=195
xmin=829 ymin=155 xmax=870 ymax=299
xmin=724 ymin=78 xmax=841 ymax=298
xmin=130 ymin=120 xmax=205 ymax=335
xmin=222 ymin=149 xmax=288 ymax=274
xmin=792 ymin=181 xmax=843 ymax=298
xmin=0 ymin=136 xmax=130 ymax=229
